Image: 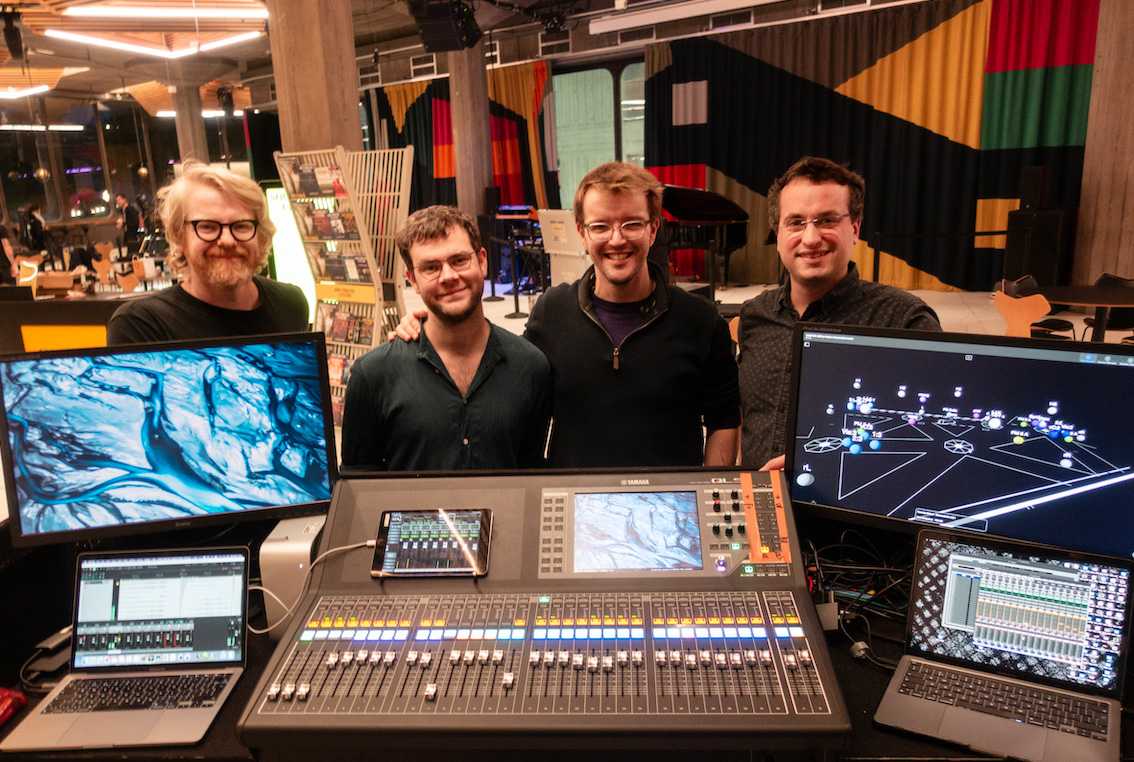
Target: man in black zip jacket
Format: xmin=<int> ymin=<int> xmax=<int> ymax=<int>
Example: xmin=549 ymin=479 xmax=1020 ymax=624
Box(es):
xmin=524 ymin=162 xmax=739 ymax=468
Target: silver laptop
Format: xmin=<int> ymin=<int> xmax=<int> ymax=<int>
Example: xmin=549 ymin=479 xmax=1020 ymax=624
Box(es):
xmin=876 ymin=530 xmax=1130 ymax=762
xmin=1 ymin=547 xmax=247 ymax=752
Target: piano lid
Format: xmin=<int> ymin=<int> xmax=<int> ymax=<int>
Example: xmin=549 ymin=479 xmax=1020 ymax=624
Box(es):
xmin=661 ymin=185 xmax=748 ymax=224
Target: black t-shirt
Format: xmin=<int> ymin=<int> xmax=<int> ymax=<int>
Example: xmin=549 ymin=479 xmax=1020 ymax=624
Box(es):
xmin=120 ymin=204 xmax=142 ymax=241
xmin=107 ymin=275 xmax=310 ymax=344
xmin=589 ymin=293 xmax=649 ymax=345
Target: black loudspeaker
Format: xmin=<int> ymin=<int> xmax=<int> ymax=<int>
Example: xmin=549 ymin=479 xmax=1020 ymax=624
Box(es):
xmin=1019 ymin=165 xmax=1054 ymax=210
xmin=409 ymin=0 xmax=482 ymax=52
xmin=1004 ymin=208 xmax=1068 ymax=286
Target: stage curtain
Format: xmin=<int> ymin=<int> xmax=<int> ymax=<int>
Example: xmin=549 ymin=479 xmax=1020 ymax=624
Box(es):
xmin=645 ymin=0 xmax=1099 ymax=291
xmin=487 ymin=61 xmax=555 ymax=209
xmin=376 ymin=79 xmax=457 ymax=210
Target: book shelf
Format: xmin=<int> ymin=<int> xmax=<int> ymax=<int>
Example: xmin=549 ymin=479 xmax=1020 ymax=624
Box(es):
xmin=274 ymin=146 xmax=414 ymax=424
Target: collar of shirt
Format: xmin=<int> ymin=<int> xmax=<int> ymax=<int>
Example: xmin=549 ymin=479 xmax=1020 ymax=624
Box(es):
xmin=578 ymin=260 xmax=668 ymax=318
xmin=776 ymin=260 xmax=862 ymax=319
xmin=416 ymin=320 xmax=504 ymax=397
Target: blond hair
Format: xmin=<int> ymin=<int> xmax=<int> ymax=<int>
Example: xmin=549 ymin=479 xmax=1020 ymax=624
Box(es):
xmin=573 ymin=162 xmax=664 ymax=224
xmin=159 ymin=161 xmax=275 ymax=273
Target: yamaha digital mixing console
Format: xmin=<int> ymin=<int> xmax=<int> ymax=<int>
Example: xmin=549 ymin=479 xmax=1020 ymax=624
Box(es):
xmin=238 ymin=469 xmax=849 ymax=754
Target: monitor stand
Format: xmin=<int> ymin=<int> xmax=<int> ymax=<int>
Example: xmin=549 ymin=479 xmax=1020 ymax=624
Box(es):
xmin=259 ymin=514 xmax=326 ymax=640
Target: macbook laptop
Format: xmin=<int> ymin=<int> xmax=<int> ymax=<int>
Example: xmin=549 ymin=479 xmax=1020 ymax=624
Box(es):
xmin=1 ymin=547 xmax=248 ymax=752
xmin=875 ymin=530 xmax=1130 ymax=762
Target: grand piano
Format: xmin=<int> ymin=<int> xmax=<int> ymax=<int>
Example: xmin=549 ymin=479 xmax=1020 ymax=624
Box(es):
xmin=649 ymin=185 xmax=750 ymax=303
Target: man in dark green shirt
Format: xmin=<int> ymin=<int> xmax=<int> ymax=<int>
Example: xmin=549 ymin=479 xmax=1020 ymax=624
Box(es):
xmin=340 ymin=206 xmax=550 ymax=471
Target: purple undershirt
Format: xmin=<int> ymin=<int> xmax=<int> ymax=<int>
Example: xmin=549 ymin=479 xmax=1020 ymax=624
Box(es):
xmin=591 ymin=293 xmax=650 ymax=346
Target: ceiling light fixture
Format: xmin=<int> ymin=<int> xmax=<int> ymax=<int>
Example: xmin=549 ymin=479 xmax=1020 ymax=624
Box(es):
xmin=0 ymin=123 xmax=85 ymax=131
xmin=155 ymin=109 xmax=245 ymax=118
xmin=589 ymin=0 xmax=784 ymax=34
xmin=63 ymin=5 xmax=268 ymax=19
xmin=43 ymin=29 xmax=262 ymax=59
xmin=0 ymin=84 xmax=50 ymax=100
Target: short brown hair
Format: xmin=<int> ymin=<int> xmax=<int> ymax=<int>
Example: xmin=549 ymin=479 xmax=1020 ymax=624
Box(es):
xmin=395 ymin=205 xmax=481 ymax=271
xmin=767 ymin=156 xmax=865 ymax=230
xmin=158 ymin=160 xmax=275 ymax=273
xmin=573 ymin=162 xmax=664 ymax=224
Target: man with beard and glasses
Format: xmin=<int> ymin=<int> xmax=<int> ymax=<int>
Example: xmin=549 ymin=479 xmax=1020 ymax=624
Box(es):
xmin=107 ymin=161 xmax=308 ymax=344
xmin=738 ymin=156 xmax=940 ymax=471
xmin=341 ymin=206 xmax=550 ymax=471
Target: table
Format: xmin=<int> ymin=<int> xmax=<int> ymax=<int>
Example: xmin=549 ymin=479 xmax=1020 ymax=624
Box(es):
xmin=1039 ymin=286 xmax=1134 ymax=342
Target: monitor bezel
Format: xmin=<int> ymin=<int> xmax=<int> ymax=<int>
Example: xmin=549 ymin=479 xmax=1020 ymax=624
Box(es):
xmin=71 ymin=545 xmax=250 ymax=674
xmin=784 ymin=322 xmax=1134 ymax=558
xmin=907 ymin=528 xmax=1133 ymax=701
xmin=1 ymin=331 xmax=337 ymax=548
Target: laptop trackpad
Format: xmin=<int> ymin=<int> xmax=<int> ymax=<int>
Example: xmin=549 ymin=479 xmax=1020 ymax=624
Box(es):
xmin=939 ymin=708 xmax=1046 ymax=761
xmin=60 ymin=713 xmax=160 ymax=748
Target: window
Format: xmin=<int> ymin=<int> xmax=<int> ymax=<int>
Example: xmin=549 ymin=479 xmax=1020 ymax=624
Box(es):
xmin=411 ymin=54 xmax=437 ymax=79
xmin=710 ymin=10 xmax=752 ymax=30
xmin=539 ymin=30 xmax=571 ymax=57
xmin=618 ymin=27 xmax=655 ymax=45
xmin=619 ymin=63 xmax=645 ymax=166
xmin=484 ymin=40 xmax=499 ymax=66
xmin=553 ymin=69 xmax=616 ymax=206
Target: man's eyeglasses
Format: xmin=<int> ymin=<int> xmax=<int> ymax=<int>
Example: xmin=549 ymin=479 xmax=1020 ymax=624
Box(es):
xmin=414 ymin=251 xmax=477 ymax=281
xmin=581 ymin=219 xmax=652 ymax=242
xmin=780 ymin=213 xmax=851 ymax=234
xmin=189 ymin=219 xmax=259 ymax=243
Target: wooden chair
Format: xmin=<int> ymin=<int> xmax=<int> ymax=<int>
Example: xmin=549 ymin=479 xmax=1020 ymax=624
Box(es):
xmin=728 ymin=315 xmax=740 ymax=344
xmin=993 ymin=291 xmax=1052 ymax=338
xmin=118 ymin=272 xmax=139 ymax=294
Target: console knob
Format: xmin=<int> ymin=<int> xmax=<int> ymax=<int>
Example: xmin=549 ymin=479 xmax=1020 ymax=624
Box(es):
xmin=502 ymin=672 xmax=515 ymax=690
xmin=296 ymin=683 xmax=310 ymax=701
xmin=492 ymin=649 xmax=504 ymax=665
xmin=281 ymin=683 xmax=296 ymax=701
xmin=355 ymin=649 xmax=368 ymax=665
xmin=325 ymin=652 xmax=339 ymax=669
xmin=530 ymin=650 xmax=542 ymax=666
xmin=339 ymin=651 xmax=353 ymax=666
xmin=406 ymin=650 xmax=419 ymax=666
xmin=267 ymin=683 xmax=281 ymax=701
xmin=424 ymin=683 xmax=438 ymax=701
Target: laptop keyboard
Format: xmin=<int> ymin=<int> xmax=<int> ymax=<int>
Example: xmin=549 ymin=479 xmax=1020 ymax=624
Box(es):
xmin=44 ymin=674 xmax=232 ymax=714
xmin=900 ymin=662 xmax=1109 ymax=741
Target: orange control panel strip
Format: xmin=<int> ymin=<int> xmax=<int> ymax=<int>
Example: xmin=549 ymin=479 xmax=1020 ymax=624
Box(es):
xmin=741 ymin=471 xmax=792 ymax=566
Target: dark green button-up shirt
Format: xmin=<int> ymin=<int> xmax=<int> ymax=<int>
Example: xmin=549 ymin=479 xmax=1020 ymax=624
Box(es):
xmin=340 ymin=321 xmax=551 ymax=471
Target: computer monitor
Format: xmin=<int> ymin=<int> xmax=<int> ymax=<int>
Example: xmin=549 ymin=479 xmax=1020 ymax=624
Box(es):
xmin=786 ymin=325 xmax=1134 ymax=560
xmin=1 ymin=332 xmax=337 ymax=546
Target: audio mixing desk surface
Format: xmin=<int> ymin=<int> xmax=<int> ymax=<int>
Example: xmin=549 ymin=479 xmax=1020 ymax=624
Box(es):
xmin=237 ymin=469 xmax=851 ymax=755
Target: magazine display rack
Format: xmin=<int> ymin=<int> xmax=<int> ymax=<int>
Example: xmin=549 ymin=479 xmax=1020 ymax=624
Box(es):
xmin=275 ymin=146 xmax=414 ymax=423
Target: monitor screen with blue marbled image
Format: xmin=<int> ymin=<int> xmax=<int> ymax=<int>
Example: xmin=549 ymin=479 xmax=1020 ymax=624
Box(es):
xmin=1 ymin=333 xmax=335 ymax=545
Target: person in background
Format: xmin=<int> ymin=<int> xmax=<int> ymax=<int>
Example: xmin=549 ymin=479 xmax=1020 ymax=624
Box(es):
xmin=115 ymin=193 xmax=143 ymax=257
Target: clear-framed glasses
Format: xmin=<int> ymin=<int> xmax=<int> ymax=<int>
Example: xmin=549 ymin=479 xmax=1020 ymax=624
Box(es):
xmin=780 ymin=213 xmax=851 ymax=234
xmin=414 ymin=251 xmax=477 ymax=281
xmin=581 ymin=219 xmax=652 ymax=242
xmin=189 ymin=219 xmax=259 ymax=242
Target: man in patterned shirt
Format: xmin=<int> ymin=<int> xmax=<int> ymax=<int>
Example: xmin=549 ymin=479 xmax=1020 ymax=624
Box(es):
xmin=738 ymin=157 xmax=941 ymax=470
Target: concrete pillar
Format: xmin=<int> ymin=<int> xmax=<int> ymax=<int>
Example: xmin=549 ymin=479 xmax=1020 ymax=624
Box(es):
xmin=448 ymin=41 xmax=492 ymax=216
xmin=171 ymin=85 xmax=210 ymax=163
xmin=265 ymin=0 xmax=362 ymax=152
xmin=1073 ymin=0 xmax=1134 ymax=282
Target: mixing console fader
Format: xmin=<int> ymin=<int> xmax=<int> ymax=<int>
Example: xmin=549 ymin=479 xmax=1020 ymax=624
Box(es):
xmin=239 ymin=469 xmax=849 ymax=754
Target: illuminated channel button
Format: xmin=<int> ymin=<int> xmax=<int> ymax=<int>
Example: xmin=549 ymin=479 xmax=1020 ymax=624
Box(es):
xmin=384 ymin=651 xmax=397 ymax=667
xmin=759 ymin=649 xmax=773 ymax=667
xmin=267 ymin=683 xmax=281 ymax=701
xmin=631 ymin=650 xmax=643 ymax=667
xmin=586 ymin=656 xmax=599 ymax=673
xmin=424 ymin=683 xmax=438 ymax=701
xmin=406 ymin=650 xmax=419 ymax=666
xmin=602 ymin=655 xmax=614 ymax=672
xmin=799 ymin=649 xmax=813 ymax=666
xmin=558 ymin=650 xmax=570 ymax=667
xmin=492 ymin=649 xmax=504 ymax=665
xmin=325 ymin=652 xmax=339 ymax=669
xmin=321 ymin=617 xmax=332 ymax=627
xmin=572 ymin=653 xmax=585 ymax=670
xmin=699 ymin=650 xmax=712 ymax=666
xmin=450 ymin=649 xmax=462 ymax=665
xmin=783 ymin=653 xmax=798 ymax=670
xmin=715 ymin=653 xmax=728 ymax=669
xmin=729 ymin=652 xmax=743 ymax=669
xmin=529 ymin=650 xmax=542 ymax=666
xmin=296 ymin=683 xmax=310 ymax=701
xmin=669 ymin=650 xmax=682 ymax=666
xmin=744 ymin=650 xmax=758 ymax=666
xmin=333 ymin=617 xmax=345 ymax=627
xmin=478 ymin=649 xmax=490 ymax=665
xmin=655 ymin=651 xmax=668 ymax=666
xmin=789 ymin=627 xmax=805 ymax=638
xmin=543 ymin=651 xmax=555 ymax=668
xmin=340 ymin=651 xmax=354 ymax=666
xmin=502 ymin=672 xmax=515 ymax=691
xmin=347 ymin=617 xmax=359 ymax=627
xmin=463 ymin=650 xmax=475 ymax=665
xmin=369 ymin=650 xmax=382 ymax=666
xmin=355 ymin=649 xmax=369 ymax=665
xmin=281 ymin=683 xmax=296 ymax=701
xmin=419 ymin=652 xmax=433 ymax=668
xmin=685 ymin=653 xmax=698 ymax=670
